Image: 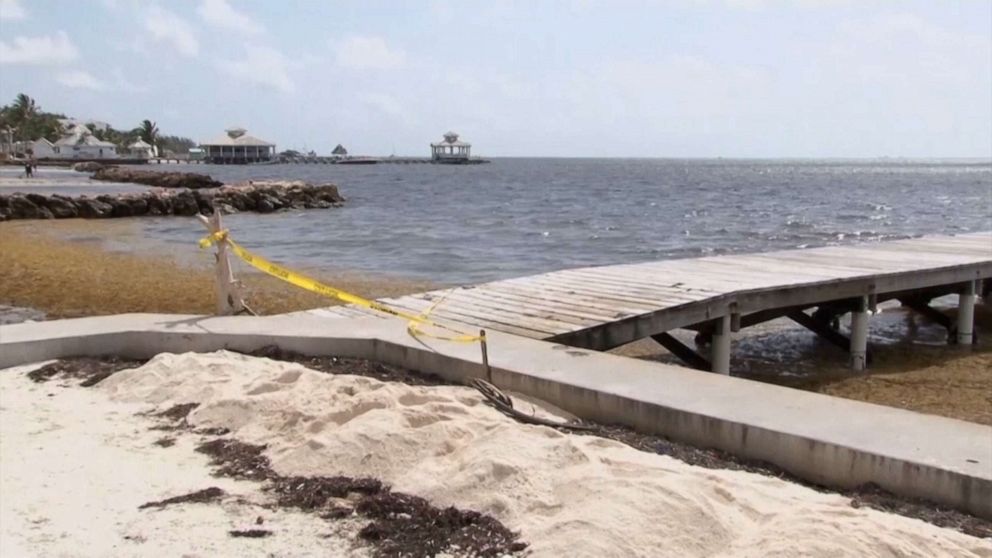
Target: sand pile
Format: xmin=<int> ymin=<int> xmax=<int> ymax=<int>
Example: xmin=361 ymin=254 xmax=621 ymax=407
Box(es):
xmin=0 ymin=361 xmax=365 ymax=557
xmin=95 ymin=351 xmax=991 ymax=557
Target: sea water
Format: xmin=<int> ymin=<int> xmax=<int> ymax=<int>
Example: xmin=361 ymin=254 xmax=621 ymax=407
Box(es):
xmin=133 ymin=158 xmax=991 ymax=284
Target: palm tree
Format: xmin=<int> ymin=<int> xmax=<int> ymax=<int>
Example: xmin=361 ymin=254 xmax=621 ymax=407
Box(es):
xmin=12 ymin=93 xmax=36 ymax=121
xmin=136 ymin=119 xmax=159 ymax=147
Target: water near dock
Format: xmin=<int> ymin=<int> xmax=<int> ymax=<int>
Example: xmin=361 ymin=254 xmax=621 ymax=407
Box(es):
xmin=125 ymin=158 xmax=990 ymax=283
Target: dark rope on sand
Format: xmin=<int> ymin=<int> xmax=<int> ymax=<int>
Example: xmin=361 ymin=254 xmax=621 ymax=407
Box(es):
xmin=470 ymin=378 xmax=596 ymax=431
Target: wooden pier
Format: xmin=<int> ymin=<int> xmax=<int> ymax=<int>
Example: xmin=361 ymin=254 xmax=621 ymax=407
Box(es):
xmin=315 ymin=232 xmax=992 ymax=373
xmin=275 ymin=156 xmax=490 ymax=165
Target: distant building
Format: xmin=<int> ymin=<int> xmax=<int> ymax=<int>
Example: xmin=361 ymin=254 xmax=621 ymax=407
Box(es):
xmin=127 ymin=139 xmax=157 ymax=160
xmin=332 ymin=144 xmax=348 ymax=157
xmin=58 ymin=118 xmax=111 ymax=133
xmin=52 ymin=125 xmax=119 ymax=159
xmin=199 ymin=127 xmax=275 ymax=164
xmin=10 ymin=138 xmax=57 ymax=159
xmin=430 ymin=131 xmax=471 ymax=162
xmin=27 ymin=138 xmax=56 ymax=159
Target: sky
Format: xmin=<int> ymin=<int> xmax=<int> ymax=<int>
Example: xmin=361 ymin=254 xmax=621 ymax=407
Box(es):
xmin=0 ymin=0 xmax=990 ymax=158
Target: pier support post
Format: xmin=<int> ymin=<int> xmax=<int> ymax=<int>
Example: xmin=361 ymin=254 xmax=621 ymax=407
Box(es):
xmin=849 ymin=296 xmax=869 ymax=371
xmin=711 ymin=315 xmax=732 ymax=375
xmin=956 ymin=281 xmax=977 ymax=345
xmin=651 ymin=332 xmax=711 ymax=371
xmin=197 ymin=211 xmax=247 ymax=316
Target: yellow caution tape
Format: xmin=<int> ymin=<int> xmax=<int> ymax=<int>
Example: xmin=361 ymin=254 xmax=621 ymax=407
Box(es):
xmin=199 ymin=230 xmax=481 ymax=343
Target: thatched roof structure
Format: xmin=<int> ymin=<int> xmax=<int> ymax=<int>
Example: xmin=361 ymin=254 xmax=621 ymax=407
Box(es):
xmin=201 ymin=127 xmax=275 ymax=147
xmin=430 ymin=131 xmax=470 ymax=148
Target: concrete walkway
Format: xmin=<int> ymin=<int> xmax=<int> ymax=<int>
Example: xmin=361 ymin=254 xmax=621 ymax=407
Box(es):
xmin=1 ymin=312 xmax=989 ymax=519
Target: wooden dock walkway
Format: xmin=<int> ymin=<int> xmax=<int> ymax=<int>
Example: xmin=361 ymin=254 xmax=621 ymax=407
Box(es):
xmin=311 ymin=232 xmax=991 ymax=373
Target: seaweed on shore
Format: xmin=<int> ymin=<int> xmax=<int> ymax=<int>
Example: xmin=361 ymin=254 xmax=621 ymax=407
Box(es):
xmin=0 ymin=222 xmax=434 ymax=319
xmin=244 ymin=350 xmax=992 ymax=540
xmin=139 ymin=487 xmax=225 ymax=510
xmin=229 ymin=529 xmax=273 ymax=538
xmin=155 ymin=403 xmax=200 ymax=422
xmin=37 ymin=354 xmax=992 ymax=540
xmin=194 ymin=439 xmax=527 ymax=557
xmin=26 ymin=356 xmax=142 ymax=386
xmin=196 ymin=438 xmax=273 ymax=481
xmin=248 ymin=345 xmax=447 ymax=387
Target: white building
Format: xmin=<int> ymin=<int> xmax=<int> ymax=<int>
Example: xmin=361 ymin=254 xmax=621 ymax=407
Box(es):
xmin=52 ymin=125 xmax=119 ymax=159
xmin=200 ymin=127 xmax=275 ymax=164
xmin=126 ymin=139 xmax=157 ymax=160
xmin=430 ymin=131 xmax=472 ymax=162
xmin=29 ymin=138 xmax=57 ymax=158
xmin=10 ymin=138 xmax=57 ymax=159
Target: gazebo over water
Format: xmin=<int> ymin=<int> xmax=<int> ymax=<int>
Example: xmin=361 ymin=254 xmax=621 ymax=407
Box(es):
xmin=430 ymin=131 xmax=471 ymax=162
xmin=200 ymin=127 xmax=275 ymax=164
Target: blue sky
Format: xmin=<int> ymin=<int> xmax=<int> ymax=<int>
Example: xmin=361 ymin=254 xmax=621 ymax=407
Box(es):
xmin=1 ymin=0 xmax=990 ymax=157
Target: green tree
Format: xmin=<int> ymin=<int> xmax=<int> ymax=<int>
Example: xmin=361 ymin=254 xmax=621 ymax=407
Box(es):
xmin=158 ymin=134 xmax=195 ymax=154
xmin=12 ymin=93 xmax=36 ymax=123
xmin=0 ymin=94 xmax=62 ymax=142
xmin=136 ymin=119 xmax=159 ymax=147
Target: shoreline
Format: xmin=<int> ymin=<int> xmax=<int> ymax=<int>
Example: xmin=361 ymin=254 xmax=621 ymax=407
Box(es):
xmin=1 ymin=219 xmax=989 ymax=425
xmin=0 ymin=220 xmax=434 ymax=318
xmin=2 ymin=352 xmax=988 ymax=556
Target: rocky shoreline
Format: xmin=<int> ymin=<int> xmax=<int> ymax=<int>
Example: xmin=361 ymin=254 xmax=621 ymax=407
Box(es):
xmin=0 ymin=180 xmax=344 ymax=221
xmin=88 ymin=165 xmax=222 ymax=189
xmin=0 ymin=165 xmax=344 ymax=220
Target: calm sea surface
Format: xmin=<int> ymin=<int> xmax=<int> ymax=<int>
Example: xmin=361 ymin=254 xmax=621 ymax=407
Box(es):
xmin=34 ymin=159 xmax=992 ymax=284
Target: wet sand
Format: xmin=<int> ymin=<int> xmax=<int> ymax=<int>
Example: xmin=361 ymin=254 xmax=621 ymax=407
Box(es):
xmin=0 ymin=167 xmax=142 ymax=196
xmin=1 ymin=219 xmax=988 ymax=424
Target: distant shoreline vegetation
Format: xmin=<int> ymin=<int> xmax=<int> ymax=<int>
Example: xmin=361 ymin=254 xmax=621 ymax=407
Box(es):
xmin=0 ymin=93 xmax=195 ymax=155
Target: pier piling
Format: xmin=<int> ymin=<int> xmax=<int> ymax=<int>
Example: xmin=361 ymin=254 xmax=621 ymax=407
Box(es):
xmin=956 ymin=280 xmax=977 ymax=345
xmin=711 ymin=315 xmax=732 ymax=374
xmin=849 ymin=296 xmax=870 ymax=371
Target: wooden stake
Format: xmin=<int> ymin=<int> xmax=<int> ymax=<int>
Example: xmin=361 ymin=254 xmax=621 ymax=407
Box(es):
xmin=479 ymin=329 xmax=491 ymax=383
xmin=197 ymin=211 xmax=246 ymax=315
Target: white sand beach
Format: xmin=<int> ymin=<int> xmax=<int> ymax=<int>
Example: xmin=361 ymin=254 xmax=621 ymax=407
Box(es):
xmin=0 ymin=360 xmax=367 ymax=558
xmin=2 ymin=351 xmax=990 ymax=557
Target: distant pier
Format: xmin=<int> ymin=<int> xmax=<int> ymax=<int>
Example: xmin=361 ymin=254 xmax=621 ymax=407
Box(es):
xmin=275 ymin=156 xmax=489 ymax=165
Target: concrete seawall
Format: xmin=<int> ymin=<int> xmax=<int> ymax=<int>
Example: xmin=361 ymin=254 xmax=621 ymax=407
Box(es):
xmin=1 ymin=312 xmax=989 ymax=519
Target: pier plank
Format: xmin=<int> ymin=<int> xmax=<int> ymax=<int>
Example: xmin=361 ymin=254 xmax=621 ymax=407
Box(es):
xmin=326 ymin=232 xmax=992 ymax=347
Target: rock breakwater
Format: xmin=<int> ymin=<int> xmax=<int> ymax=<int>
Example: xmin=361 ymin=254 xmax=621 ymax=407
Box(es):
xmin=0 ymin=181 xmax=344 ymax=221
xmin=90 ymin=166 xmax=222 ymax=189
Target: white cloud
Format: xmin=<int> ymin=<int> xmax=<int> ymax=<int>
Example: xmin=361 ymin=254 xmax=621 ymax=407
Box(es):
xmin=334 ymin=35 xmax=406 ymax=70
xmin=362 ymin=93 xmax=417 ymax=126
xmin=0 ymin=31 xmax=78 ymax=65
xmin=197 ymin=0 xmax=264 ymax=35
xmin=55 ymin=70 xmax=106 ymax=90
xmin=0 ymin=0 xmax=26 ymax=20
xmin=112 ymin=68 xmax=147 ymax=92
xmin=220 ymin=45 xmax=295 ymax=93
xmin=144 ymin=6 xmax=199 ymax=57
